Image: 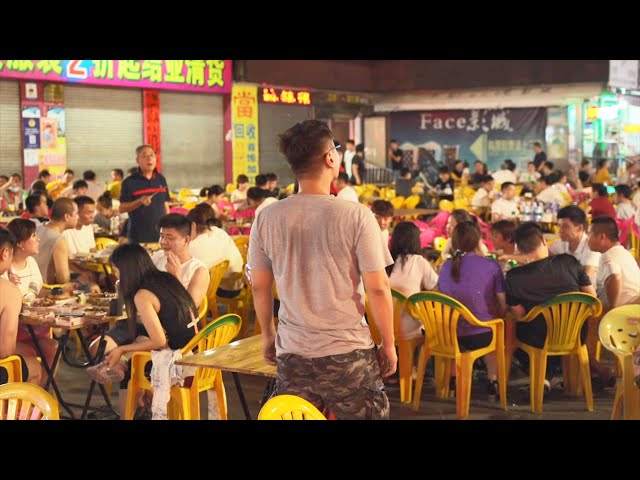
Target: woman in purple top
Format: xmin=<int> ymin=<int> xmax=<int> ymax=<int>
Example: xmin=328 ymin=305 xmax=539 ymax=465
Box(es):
xmin=437 ymin=221 xmax=507 ymax=400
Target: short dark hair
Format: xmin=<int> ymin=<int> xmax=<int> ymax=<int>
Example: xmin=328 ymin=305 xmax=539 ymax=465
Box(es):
xmin=346 ymin=139 xmax=355 ymax=146
xmin=355 ymin=143 xmax=365 ymax=153
xmin=38 ymin=169 xmax=51 ymax=179
xmin=236 ymin=174 xmax=249 ymax=185
xmin=544 ymin=161 xmax=554 ymax=170
xmin=336 ymin=172 xmax=349 ymax=183
xmin=514 ymin=222 xmax=544 ymax=254
xmin=158 ymin=213 xmax=192 ymax=238
xmin=501 ymin=181 xmax=515 ymax=192
xmin=390 ymin=139 xmax=398 ymax=144
xmin=0 ymin=175 xmax=8 ymax=182
xmin=581 ymin=160 xmax=591 ymax=167
xmin=64 ymin=169 xmax=74 ymax=176
xmin=278 ymin=120 xmax=334 ymax=178
xmin=399 ymin=167 xmax=411 ymax=177
xmin=533 ymin=142 xmax=542 ymax=148
xmin=25 ymin=192 xmax=46 ymax=214
xmin=135 ymin=144 xmax=154 ymax=156
xmin=200 ymin=185 xmax=223 ymax=198
xmin=504 ymin=159 xmax=516 ymax=171
xmin=30 ymin=180 xmax=47 ymax=194
xmin=592 ymin=183 xmax=608 ymax=197
xmin=371 ymin=200 xmax=394 ymax=217
xmin=73 ymin=180 xmax=88 ymax=190
xmin=111 ymin=168 xmax=124 ymax=179
xmin=246 ymin=186 xmax=267 ymax=202
xmin=439 ymin=166 xmax=450 ymax=174
xmin=11 ymin=173 xmax=22 ymax=181
xmin=491 ymin=220 xmax=516 ymax=243
xmin=590 ymin=216 xmax=619 ymax=242
xmin=615 ymin=184 xmax=632 ymax=199
xmin=128 ymin=167 xmax=138 ymax=176
xmin=0 ymin=227 xmax=16 ymax=252
xmin=254 ymin=174 xmax=268 ymax=187
xmin=97 ymin=191 xmax=113 ymax=209
xmin=557 ymin=205 xmax=587 ymax=228
xmin=538 ymin=175 xmax=552 ymax=186
xmin=83 ymin=170 xmax=96 ymax=181
xmin=51 ymin=197 xmax=76 ymax=221
xmin=482 ymin=175 xmax=495 ymax=184
xmin=6 ymin=218 xmax=36 ymax=245
xmin=265 ymin=173 xmax=278 ymax=182
xmin=74 ymin=195 xmax=95 ymax=210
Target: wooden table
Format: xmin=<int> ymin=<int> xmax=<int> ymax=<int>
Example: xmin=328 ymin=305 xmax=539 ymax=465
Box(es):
xmin=0 ymin=216 xmax=21 ymax=225
xmin=177 ymin=334 xmax=276 ymax=419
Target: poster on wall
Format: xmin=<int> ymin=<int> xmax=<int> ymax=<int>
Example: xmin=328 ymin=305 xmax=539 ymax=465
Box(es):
xmin=22 ymin=117 xmax=40 ymax=149
xmin=40 ymin=117 xmax=57 ymax=149
xmin=231 ymin=85 xmax=260 ymax=183
xmin=389 ymin=108 xmax=547 ymax=180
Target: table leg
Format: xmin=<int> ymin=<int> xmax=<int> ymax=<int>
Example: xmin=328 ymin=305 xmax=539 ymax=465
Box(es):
xmin=102 ymin=264 xmax=114 ymax=292
xmin=28 ymin=325 xmax=76 ymax=419
xmin=232 ymin=372 xmax=252 ymax=420
xmin=260 ymin=378 xmax=276 ymax=407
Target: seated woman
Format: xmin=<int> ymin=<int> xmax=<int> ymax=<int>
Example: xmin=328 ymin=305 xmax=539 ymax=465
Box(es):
xmin=200 ymin=185 xmax=230 ymax=221
xmin=101 ymin=244 xmax=199 ymax=417
xmin=187 ymin=204 xmax=244 ymax=297
xmin=441 ymin=209 xmax=489 ymax=259
xmin=387 ymin=222 xmax=439 ymax=340
xmin=4 ymin=219 xmax=58 ymax=387
xmin=230 ymin=174 xmax=250 ymax=212
xmin=437 ymin=221 xmax=507 ymax=401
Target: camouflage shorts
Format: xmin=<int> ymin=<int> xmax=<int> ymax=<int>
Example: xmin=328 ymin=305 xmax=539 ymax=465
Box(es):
xmin=272 ymin=347 xmax=389 ymax=420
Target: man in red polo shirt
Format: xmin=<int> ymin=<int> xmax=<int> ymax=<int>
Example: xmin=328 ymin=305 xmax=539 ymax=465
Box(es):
xmin=587 ymin=183 xmax=616 ymax=219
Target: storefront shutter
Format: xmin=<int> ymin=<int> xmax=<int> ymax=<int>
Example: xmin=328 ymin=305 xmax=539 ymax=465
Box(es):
xmin=258 ymin=103 xmax=312 ymax=186
xmin=160 ymin=91 xmax=223 ymax=190
xmin=0 ymin=80 xmax=22 ymax=177
xmin=65 ymin=84 xmax=143 ymax=189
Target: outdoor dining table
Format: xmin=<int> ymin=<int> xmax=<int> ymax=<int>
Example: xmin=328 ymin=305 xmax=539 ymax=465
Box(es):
xmin=176 ymin=334 xmax=276 ymax=420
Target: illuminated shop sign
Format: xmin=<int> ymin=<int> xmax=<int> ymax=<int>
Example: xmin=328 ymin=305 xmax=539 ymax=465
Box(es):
xmin=586 ymin=105 xmax=619 ymax=120
xmin=258 ymin=87 xmax=311 ymax=105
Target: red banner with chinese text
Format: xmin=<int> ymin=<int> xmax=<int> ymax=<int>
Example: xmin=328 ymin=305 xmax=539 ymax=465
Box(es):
xmin=143 ymin=90 xmax=162 ymax=172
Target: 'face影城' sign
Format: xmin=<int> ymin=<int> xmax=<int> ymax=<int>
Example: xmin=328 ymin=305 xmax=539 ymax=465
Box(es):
xmin=0 ymin=60 xmax=232 ymax=94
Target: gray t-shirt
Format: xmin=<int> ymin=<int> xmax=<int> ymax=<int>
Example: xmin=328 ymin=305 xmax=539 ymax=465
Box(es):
xmin=248 ymin=194 xmax=393 ymax=358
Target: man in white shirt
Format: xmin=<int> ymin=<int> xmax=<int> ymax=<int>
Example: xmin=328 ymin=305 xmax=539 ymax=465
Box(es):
xmin=62 ymin=196 xmax=97 ymax=258
xmin=342 ymin=139 xmax=356 ymax=180
xmin=471 ymin=175 xmax=496 ymax=208
xmin=536 ymin=176 xmax=566 ymax=207
xmin=614 ymin=184 xmax=636 ymax=220
xmin=247 ymin=187 xmax=278 ymax=220
xmin=491 ymin=182 xmax=519 ymax=222
xmin=151 ymin=214 xmax=209 ymax=309
xmin=588 ymin=216 xmax=640 ymax=313
xmin=334 ymin=172 xmax=359 ymax=203
xmin=490 ymin=159 xmax=517 ymax=186
xmin=549 ymin=205 xmax=600 ymax=285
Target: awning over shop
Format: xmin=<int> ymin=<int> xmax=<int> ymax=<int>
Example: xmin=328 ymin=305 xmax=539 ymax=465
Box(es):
xmin=373 ymin=83 xmax=606 ymax=112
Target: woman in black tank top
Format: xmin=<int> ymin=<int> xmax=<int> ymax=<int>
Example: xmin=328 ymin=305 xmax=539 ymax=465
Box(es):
xmin=104 ymin=244 xmax=198 ymax=368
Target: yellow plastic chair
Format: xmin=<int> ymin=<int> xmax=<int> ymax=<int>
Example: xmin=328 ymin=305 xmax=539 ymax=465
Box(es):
xmin=178 ymin=188 xmax=194 ymax=202
xmin=0 ymin=383 xmax=59 ymax=420
xmin=88 ymin=237 xmax=119 ymax=276
xmin=233 ymin=236 xmax=249 ymax=265
xmin=182 ymin=201 xmax=198 ymax=211
xmin=630 ymin=228 xmax=640 ymax=261
xmin=258 ymin=394 xmax=326 ymax=420
xmin=514 ymin=292 xmax=602 ymax=414
xmin=95 ymin=237 xmax=118 ymax=250
xmin=124 ymin=313 xmax=241 ymax=420
xmin=406 ymin=291 xmax=507 ymax=419
xmin=598 ymin=304 xmax=640 ymax=420
xmin=404 ymin=194 xmax=421 ymax=210
xmin=225 ymin=183 xmax=235 ymax=194
xmin=390 ymin=196 xmax=405 ymax=210
xmin=205 ymin=260 xmax=229 ymax=324
xmin=438 ymin=199 xmax=454 ymax=212
xmin=366 ymin=289 xmax=422 ymax=403
xmin=433 ymin=236 xmax=447 ymax=252
xmin=0 ymin=355 xmax=23 ymax=384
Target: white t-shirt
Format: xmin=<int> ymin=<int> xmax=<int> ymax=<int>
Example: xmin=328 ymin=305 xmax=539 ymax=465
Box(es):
xmin=491 ymin=198 xmax=520 ymax=220
xmin=519 ymin=170 xmax=540 ymax=184
xmin=189 ymin=227 xmax=244 ymax=290
xmin=536 ymin=186 xmax=566 ymax=206
xmin=230 ymin=189 xmax=247 ymax=207
xmin=596 ymin=245 xmax=640 ymax=309
xmin=472 ymin=188 xmax=493 ymax=208
xmin=616 ymin=202 xmax=636 ymax=220
xmin=336 ymin=186 xmax=359 ymax=203
xmin=151 ymin=251 xmax=208 ymax=292
xmin=491 ymin=169 xmax=517 ymax=185
xmin=0 ymin=256 xmax=43 ymax=296
xmin=62 ymin=225 xmax=96 ymax=257
xmin=343 ymin=150 xmax=356 ymax=178
xmin=389 ymin=254 xmax=438 ymax=340
xmin=549 ymin=232 xmax=600 ymax=285
xmin=381 ymin=228 xmax=390 ymax=247
xmin=255 ymin=196 xmax=278 ymax=219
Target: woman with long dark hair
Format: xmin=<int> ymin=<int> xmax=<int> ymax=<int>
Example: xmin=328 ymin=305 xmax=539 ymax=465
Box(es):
xmin=437 ymin=221 xmax=506 ymax=400
xmin=200 ymin=184 xmax=229 ymax=221
xmin=101 ymin=244 xmax=199 ymax=414
xmin=387 ymin=222 xmax=438 ymax=340
xmin=441 ymin=209 xmax=489 ymax=259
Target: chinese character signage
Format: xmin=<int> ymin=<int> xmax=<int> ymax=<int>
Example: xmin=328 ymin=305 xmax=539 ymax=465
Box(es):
xmin=258 ymin=87 xmax=312 ymax=106
xmin=389 ymin=108 xmax=547 ymax=176
xmin=0 ymin=60 xmax=232 ymax=94
xmin=231 ymin=85 xmax=260 ymax=183
xmin=143 ymin=91 xmax=162 ymax=171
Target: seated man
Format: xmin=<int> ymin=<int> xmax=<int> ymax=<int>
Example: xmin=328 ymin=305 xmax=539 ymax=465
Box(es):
xmin=0 ymin=228 xmax=40 ymax=386
xmin=586 ymin=183 xmax=616 ymax=219
xmin=23 ymin=192 xmax=50 ymax=228
xmin=535 ymin=175 xmax=566 ymax=207
xmin=588 ymin=216 xmax=640 ymax=314
xmin=471 ymin=175 xmax=496 ymax=209
xmin=371 ymin=200 xmax=394 ymax=246
xmin=63 ymin=196 xmax=100 ymax=285
xmin=505 ymin=222 xmax=596 ymax=382
xmin=491 ymin=220 xmax=518 ymax=257
xmin=34 ymin=197 xmax=78 ymax=285
xmin=333 ymin=172 xmax=359 ymax=203
xmin=247 ymin=186 xmax=278 ymax=220
xmin=491 ymin=182 xmax=519 ymax=223
xmin=46 ymin=169 xmax=74 ymax=201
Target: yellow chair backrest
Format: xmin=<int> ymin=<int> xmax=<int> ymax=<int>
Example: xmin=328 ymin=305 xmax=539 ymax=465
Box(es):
xmin=433 ymin=236 xmax=447 ymax=252
xmin=0 ymin=383 xmax=59 ymax=420
xmin=391 ymin=196 xmax=405 ymax=210
xmin=197 ymin=296 xmax=208 ymax=323
xmin=365 ymin=289 xmax=407 ymax=345
xmin=206 ymin=260 xmax=229 ymax=321
xmin=404 ymin=195 xmax=421 ymax=209
xmin=95 ymin=237 xmax=118 ymax=250
xmin=258 ymin=394 xmax=326 ymax=420
xmin=453 ymin=198 xmax=469 ymax=210
xmin=178 ymin=188 xmax=194 ymax=201
xmin=630 ymin=228 xmax=640 ymax=261
xmin=522 ymin=292 xmax=602 ymax=354
xmin=599 ymin=304 xmax=640 ymax=356
xmin=226 ymin=183 xmax=235 ymax=194
xmin=0 ymin=355 xmax=22 ymax=384
xmin=438 ymin=199 xmax=454 ymax=212
xmin=233 ymin=236 xmax=249 ymax=265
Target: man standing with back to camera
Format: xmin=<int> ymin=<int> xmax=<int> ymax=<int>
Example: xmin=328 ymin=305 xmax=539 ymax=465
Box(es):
xmin=248 ymin=120 xmax=397 ymax=419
